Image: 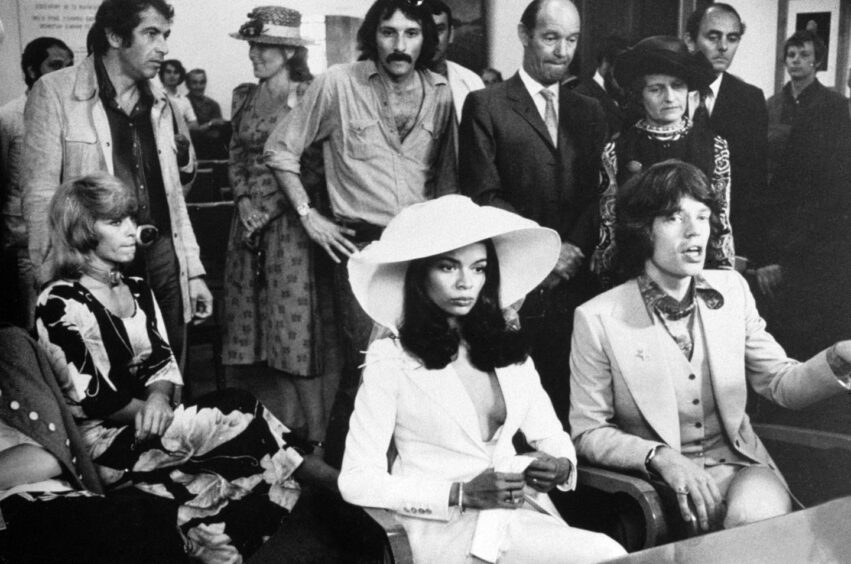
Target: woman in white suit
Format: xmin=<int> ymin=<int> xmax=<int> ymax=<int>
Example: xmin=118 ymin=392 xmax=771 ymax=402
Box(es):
xmin=570 ymin=160 xmax=851 ymax=534
xmin=338 ymin=195 xmax=625 ymax=564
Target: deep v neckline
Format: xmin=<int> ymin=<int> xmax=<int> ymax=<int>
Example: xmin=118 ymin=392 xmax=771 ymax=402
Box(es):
xmin=450 ymin=362 xmax=507 ymax=443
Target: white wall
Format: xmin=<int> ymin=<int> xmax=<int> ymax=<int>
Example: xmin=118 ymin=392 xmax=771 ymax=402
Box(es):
xmin=166 ymin=0 xmax=374 ymax=118
xmin=733 ymin=0 xmax=780 ymax=96
xmin=0 ymin=0 xmax=375 ymax=113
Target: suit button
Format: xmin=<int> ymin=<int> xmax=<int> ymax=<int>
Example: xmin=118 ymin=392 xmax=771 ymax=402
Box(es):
xmin=720 ymin=458 xmax=727 ymax=463
xmin=735 ymin=439 xmax=741 ymax=447
xmin=695 ymin=422 xmax=702 ymax=429
xmin=688 ymin=374 xmax=696 ymax=380
xmin=692 ymin=399 xmax=700 ymax=405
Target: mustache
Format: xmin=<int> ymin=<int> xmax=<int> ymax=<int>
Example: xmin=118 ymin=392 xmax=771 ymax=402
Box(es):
xmin=387 ymin=53 xmax=413 ymax=64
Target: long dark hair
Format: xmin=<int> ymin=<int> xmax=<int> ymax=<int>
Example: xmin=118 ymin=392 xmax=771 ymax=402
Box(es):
xmin=398 ymin=239 xmax=528 ymax=371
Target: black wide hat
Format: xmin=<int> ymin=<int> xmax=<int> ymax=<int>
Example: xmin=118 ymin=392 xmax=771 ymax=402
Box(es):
xmin=614 ymin=35 xmax=716 ymax=91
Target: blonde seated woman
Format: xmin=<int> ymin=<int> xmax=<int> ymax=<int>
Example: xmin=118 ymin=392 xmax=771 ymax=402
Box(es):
xmin=338 ymin=195 xmax=625 ymax=564
xmin=35 ymin=173 xmax=338 ymax=563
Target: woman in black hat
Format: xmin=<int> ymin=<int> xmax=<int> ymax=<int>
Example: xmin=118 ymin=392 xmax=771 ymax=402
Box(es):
xmin=592 ymin=36 xmax=734 ymax=287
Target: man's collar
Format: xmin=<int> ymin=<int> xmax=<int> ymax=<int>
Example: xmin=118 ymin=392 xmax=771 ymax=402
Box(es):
xmin=519 ymin=67 xmax=558 ymax=98
xmin=638 ymin=272 xmax=724 ymax=320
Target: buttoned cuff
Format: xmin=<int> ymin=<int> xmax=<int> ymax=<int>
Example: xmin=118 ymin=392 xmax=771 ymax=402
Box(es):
xmin=395 ymin=479 xmax=454 ymax=521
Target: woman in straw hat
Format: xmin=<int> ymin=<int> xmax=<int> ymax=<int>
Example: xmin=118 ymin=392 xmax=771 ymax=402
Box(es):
xmin=224 ymin=6 xmax=328 ymax=452
xmin=338 ymin=195 xmax=626 ymax=564
xmin=592 ymin=36 xmax=734 ymax=287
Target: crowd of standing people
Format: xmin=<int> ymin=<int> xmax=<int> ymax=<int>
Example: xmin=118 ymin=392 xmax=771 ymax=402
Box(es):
xmin=1 ymin=0 xmax=851 ymax=563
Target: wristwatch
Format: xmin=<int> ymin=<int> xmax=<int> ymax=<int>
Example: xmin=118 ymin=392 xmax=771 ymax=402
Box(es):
xmin=296 ymin=202 xmax=312 ymax=217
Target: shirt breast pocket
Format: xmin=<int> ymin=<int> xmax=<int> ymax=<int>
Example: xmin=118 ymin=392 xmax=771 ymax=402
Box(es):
xmin=63 ymin=134 xmax=103 ymax=176
xmin=345 ymin=119 xmax=382 ymax=160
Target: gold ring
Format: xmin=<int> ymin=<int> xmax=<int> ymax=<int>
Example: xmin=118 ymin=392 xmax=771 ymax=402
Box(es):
xmin=675 ymin=486 xmax=689 ymax=495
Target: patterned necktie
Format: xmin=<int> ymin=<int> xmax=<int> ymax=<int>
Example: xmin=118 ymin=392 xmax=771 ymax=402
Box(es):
xmin=691 ymin=88 xmax=711 ymax=130
xmin=540 ymin=88 xmax=558 ymax=145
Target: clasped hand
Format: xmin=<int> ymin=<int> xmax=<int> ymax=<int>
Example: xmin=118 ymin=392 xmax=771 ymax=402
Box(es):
xmin=463 ymin=468 xmax=526 ymax=509
xmin=524 ymin=451 xmax=572 ymax=492
xmin=135 ymin=392 xmax=174 ymax=442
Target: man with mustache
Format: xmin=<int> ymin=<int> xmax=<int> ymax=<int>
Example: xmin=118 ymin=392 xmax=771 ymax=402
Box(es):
xmin=263 ymin=0 xmax=457 ymax=465
xmin=458 ymin=0 xmax=607 ymax=425
xmin=684 ymin=3 xmax=769 ymax=291
xmin=20 ymin=0 xmax=211 ymax=368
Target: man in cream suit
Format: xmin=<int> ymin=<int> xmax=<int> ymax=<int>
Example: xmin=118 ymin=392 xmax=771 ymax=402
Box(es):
xmin=569 ymin=160 xmax=851 ymax=533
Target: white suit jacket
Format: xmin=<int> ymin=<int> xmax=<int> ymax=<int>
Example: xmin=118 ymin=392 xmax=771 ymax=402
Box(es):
xmin=339 ymin=337 xmax=576 ymax=563
xmin=569 ymin=270 xmax=846 ymax=478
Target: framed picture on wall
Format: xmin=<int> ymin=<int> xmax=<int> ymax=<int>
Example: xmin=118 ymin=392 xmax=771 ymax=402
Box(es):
xmin=776 ymin=0 xmax=848 ymax=90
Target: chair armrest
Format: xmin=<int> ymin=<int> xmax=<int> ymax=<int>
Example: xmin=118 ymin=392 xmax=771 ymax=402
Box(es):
xmin=577 ymin=465 xmax=668 ymax=550
xmin=753 ymin=423 xmax=851 ymax=451
xmin=754 ymin=423 xmax=851 ymax=507
xmin=362 ymin=507 xmax=413 ymax=564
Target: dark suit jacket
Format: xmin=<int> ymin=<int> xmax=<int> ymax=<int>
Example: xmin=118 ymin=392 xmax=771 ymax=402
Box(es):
xmin=709 ymin=73 xmax=768 ymax=259
xmin=574 ymin=78 xmax=625 ymax=138
xmin=459 ymin=73 xmax=607 ymax=255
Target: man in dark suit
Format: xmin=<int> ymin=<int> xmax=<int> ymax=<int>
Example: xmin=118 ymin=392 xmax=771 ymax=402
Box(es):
xmin=574 ymin=35 xmax=629 ymax=138
xmin=459 ymin=0 xmax=607 ymax=425
xmin=684 ymin=3 xmax=769 ymax=280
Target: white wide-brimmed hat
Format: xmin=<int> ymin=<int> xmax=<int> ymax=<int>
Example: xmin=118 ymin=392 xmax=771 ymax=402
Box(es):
xmin=348 ymin=195 xmax=561 ymax=333
xmin=230 ymin=6 xmax=313 ymax=46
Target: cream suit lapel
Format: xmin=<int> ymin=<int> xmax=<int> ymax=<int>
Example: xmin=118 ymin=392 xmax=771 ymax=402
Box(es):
xmin=406 ymin=362 xmax=490 ymax=454
xmin=698 ymin=284 xmax=748 ymax=441
xmin=602 ymin=282 xmax=681 ymax=448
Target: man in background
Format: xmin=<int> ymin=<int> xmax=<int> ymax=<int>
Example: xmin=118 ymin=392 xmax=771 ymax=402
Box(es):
xmin=684 ymin=3 xmax=768 ymax=283
xmin=574 ymin=34 xmax=629 ymax=138
xmin=427 ymin=0 xmax=484 ymax=125
xmin=460 ymin=0 xmax=606 ymax=425
xmin=186 ymin=68 xmax=230 ymax=159
xmin=0 ymin=37 xmax=74 ymax=328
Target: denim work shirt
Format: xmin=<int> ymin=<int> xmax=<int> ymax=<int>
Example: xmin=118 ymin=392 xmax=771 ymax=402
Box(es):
xmin=263 ymin=60 xmax=458 ymax=226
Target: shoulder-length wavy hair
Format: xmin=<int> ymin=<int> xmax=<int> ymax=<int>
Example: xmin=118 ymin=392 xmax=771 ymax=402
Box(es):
xmin=398 ymin=239 xmax=529 ymax=371
xmin=356 ymin=0 xmax=438 ymax=71
xmin=615 ymin=159 xmax=723 ymax=281
xmin=48 ymin=173 xmax=138 ymax=281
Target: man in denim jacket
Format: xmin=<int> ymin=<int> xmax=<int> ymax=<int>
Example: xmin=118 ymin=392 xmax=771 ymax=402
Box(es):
xmin=20 ymin=0 xmax=211 ymax=362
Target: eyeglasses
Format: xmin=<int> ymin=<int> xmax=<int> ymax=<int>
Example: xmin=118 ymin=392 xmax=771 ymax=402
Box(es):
xmin=135 ymin=224 xmax=160 ymax=247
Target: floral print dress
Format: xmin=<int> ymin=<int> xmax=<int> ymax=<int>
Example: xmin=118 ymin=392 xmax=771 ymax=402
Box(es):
xmin=36 ymin=277 xmax=303 ymax=562
xmin=222 ymin=82 xmax=319 ymax=377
